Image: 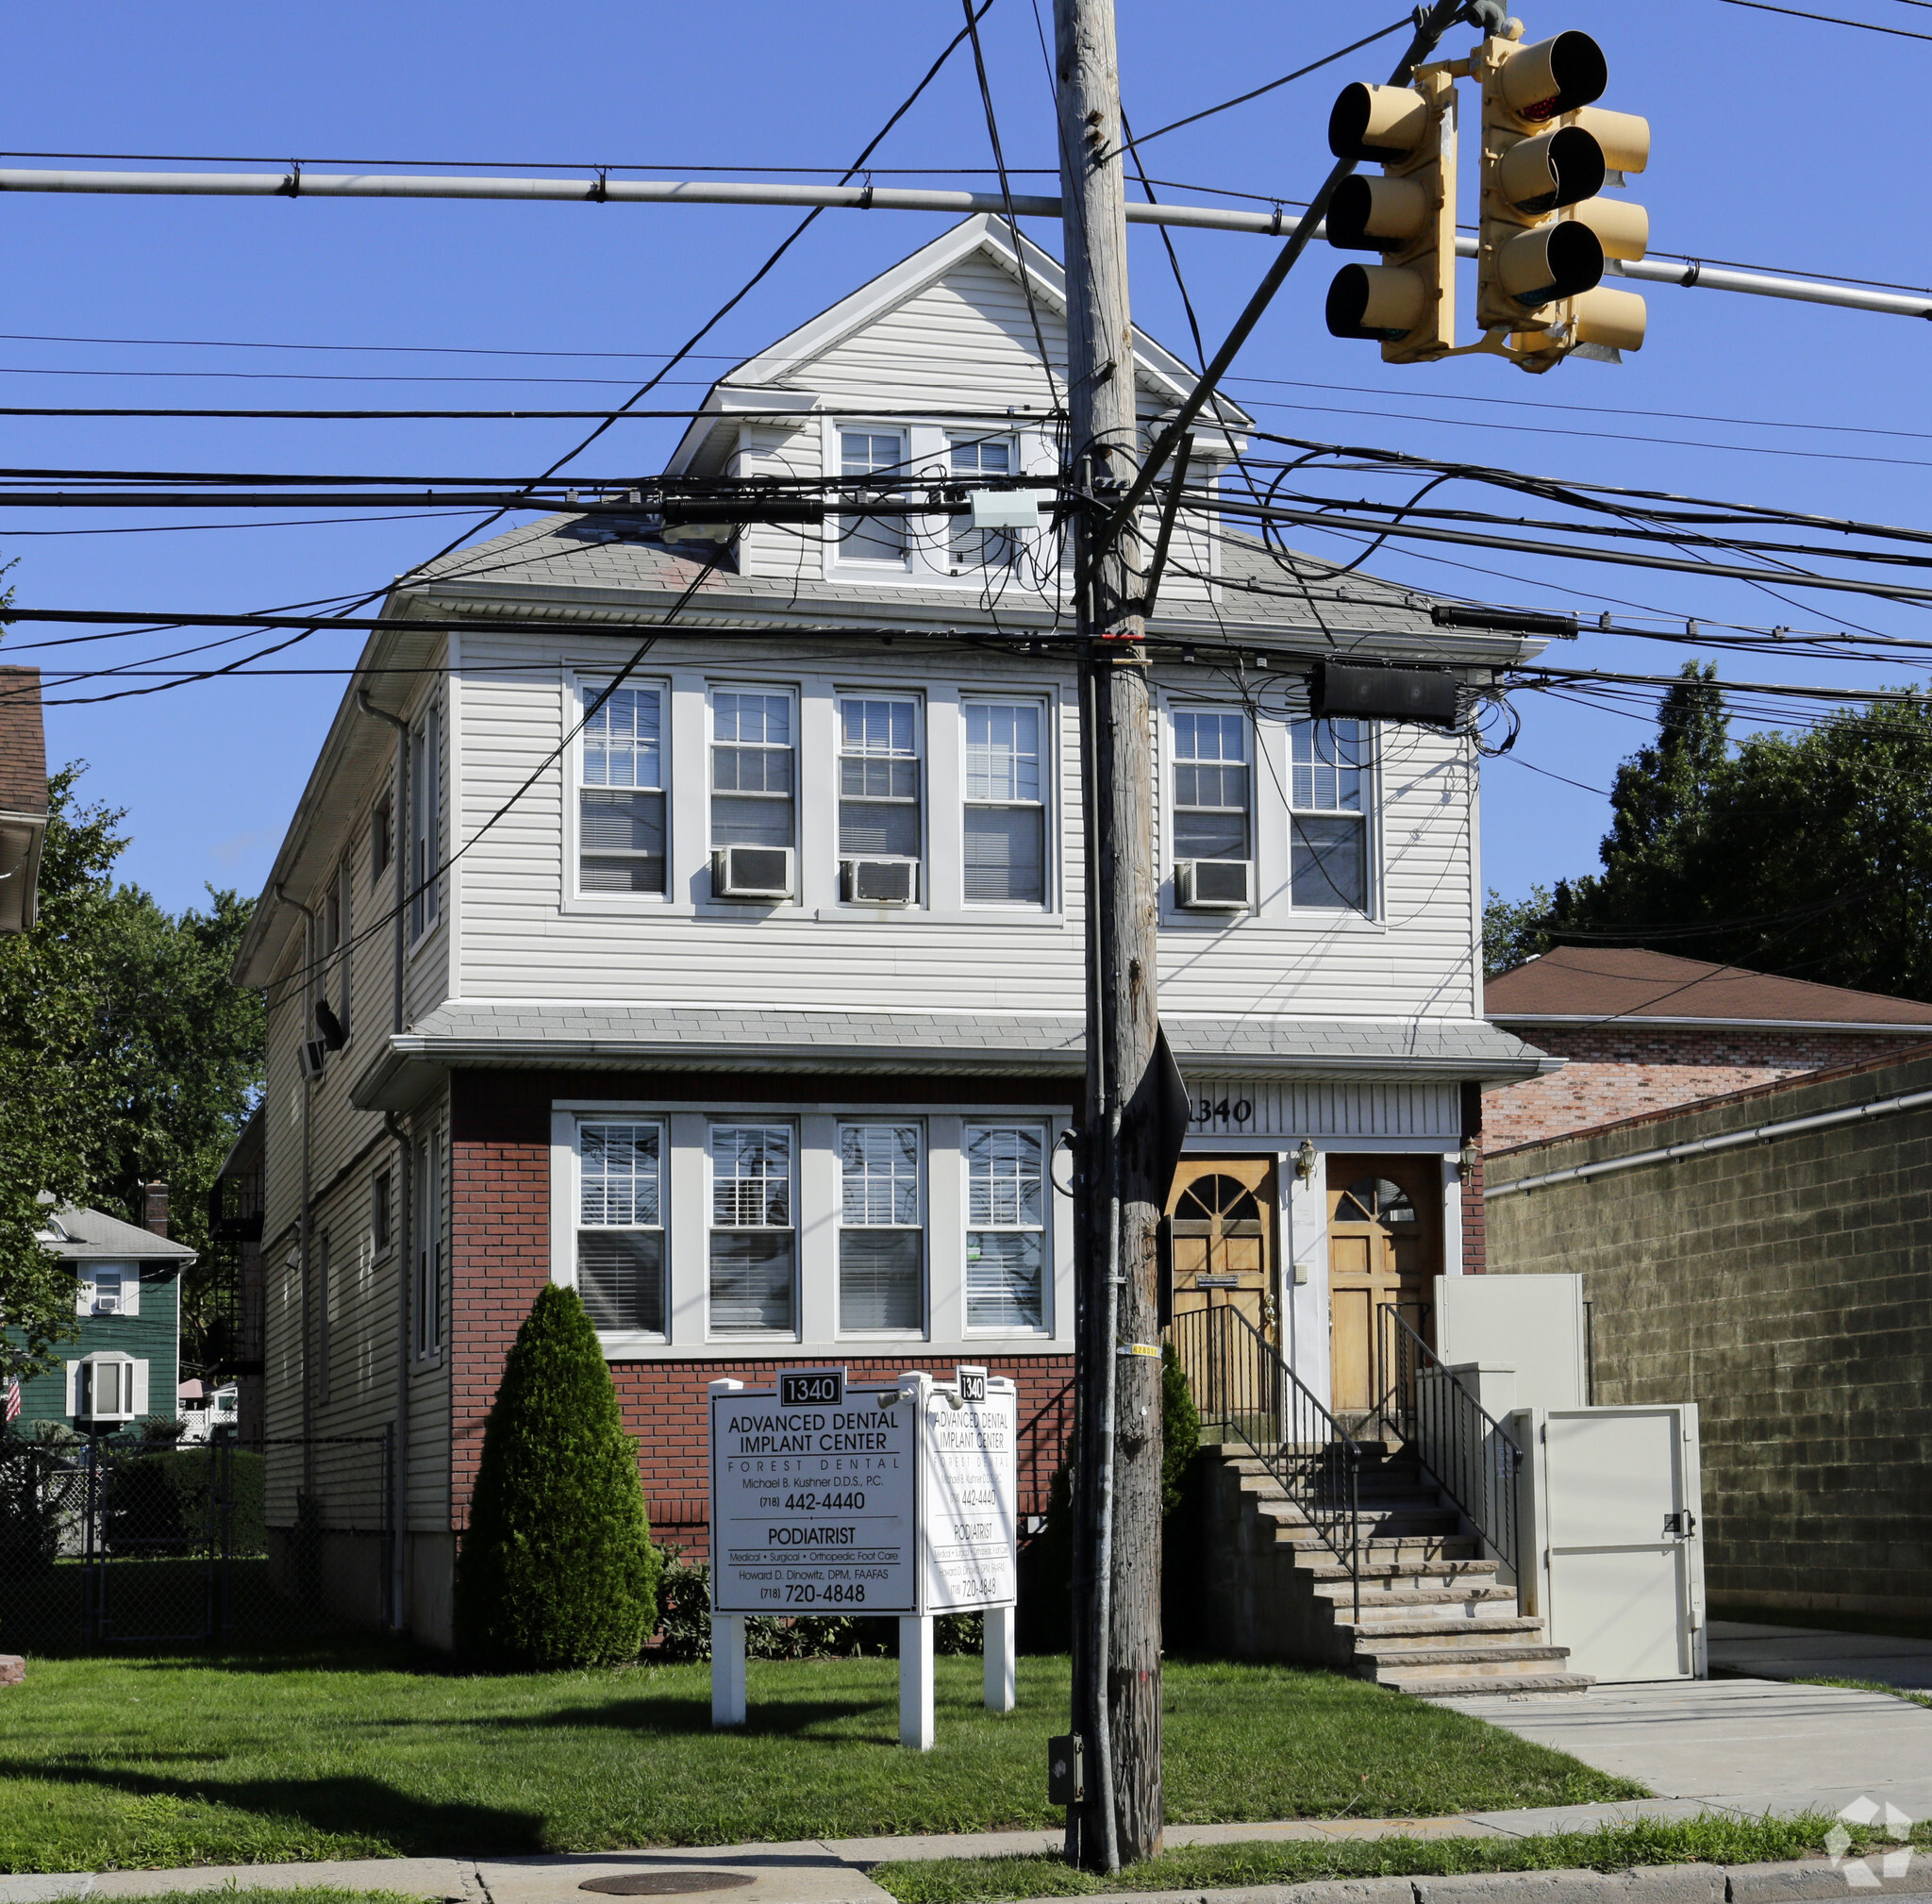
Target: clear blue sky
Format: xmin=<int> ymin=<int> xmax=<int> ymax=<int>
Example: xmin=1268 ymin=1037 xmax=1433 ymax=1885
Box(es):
xmin=3 ymin=0 xmax=1923 ymax=915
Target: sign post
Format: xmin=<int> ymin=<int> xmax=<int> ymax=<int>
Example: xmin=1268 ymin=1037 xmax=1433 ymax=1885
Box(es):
xmin=708 ymin=1365 xmax=1018 ymax=1748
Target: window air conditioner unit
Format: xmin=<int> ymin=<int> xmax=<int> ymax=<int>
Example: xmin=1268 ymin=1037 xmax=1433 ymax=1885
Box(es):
xmin=93 ymin=1290 xmax=120 ymax=1316
xmin=1176 ymin=860 xmax=1251 ymax=910
xmin=841 ymin=858 xmax=918 ymax=905
xmin=299 ymin=1038 xmax=329 ymax=1081
xmin=712 ymin=844 xmax=794 ymax=900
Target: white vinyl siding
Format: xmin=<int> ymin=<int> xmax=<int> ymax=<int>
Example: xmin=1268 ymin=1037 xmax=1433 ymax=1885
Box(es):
xmin=580 ymin=685 xmax=666 ymax=895
xmin=1291 ymin=719 xmax=1371 ymax=912
xmin=965 ymin=1125 xmax=1046 ymax=1331
xmin=962 ymin=700 xmax=1047 ymax=907
xmin=708 ymin=1125 xmax=796 ymax=1335
xmin=837 ymin=1123 xmax=924 ymax=1332
xmin=577 ymin=1121 xmax=667 ymax=1336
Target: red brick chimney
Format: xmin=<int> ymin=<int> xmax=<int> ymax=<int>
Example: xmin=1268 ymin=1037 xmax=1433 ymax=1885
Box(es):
xmin=142 ymin=1180 xmax=170 ymax=1239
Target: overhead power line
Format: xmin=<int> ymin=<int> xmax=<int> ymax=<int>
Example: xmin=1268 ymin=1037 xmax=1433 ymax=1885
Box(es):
xmin=1717 ymin=0 xmax=1932 ymax=36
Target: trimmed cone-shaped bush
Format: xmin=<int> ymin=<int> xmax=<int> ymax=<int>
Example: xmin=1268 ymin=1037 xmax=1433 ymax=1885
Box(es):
xmin=454 ymin=1283 xmax=659 ymax=1669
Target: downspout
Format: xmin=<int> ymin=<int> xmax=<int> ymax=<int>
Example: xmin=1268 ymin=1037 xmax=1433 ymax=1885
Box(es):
xmin=359 ymin=687 xmax=413 ymax=1634
xmin=275 ymin=880 xmax=320 ymax=1484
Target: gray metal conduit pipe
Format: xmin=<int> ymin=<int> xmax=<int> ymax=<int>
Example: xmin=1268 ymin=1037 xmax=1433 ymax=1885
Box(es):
xmin=358 ymin=687 xmax=413 ymax=1635
xmin=1485 ymin=1083 xmax=1932 ymax=1200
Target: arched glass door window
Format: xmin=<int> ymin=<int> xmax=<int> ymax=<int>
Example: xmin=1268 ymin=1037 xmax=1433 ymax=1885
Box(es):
xmin=1334 ymin=1177 xmax=1418 ymax=1228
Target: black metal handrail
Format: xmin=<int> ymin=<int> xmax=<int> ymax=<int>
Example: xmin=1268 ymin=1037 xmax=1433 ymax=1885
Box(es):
xmin=1168 ymin=1302 xmax=1362 ymax=1619
xmin=1372 ymin=1303 xmax=1521 ymax=1582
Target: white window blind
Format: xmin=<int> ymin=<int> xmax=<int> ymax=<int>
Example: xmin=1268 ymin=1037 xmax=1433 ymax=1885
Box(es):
xmin=581 ymin=685 xmax=666 ymax=894
xmin=709 ymin=1125 xmax=795 ymax=1333
xmin=577 ymin=1121 xmax=666 ymax=1335
xmin=837 ymin=431 xmax=908 ymax=564
xmin=948 ymin=434 xmax=1017 ymax=569
xmin=838 ymin=1124 xmax=924 ymax=1332
xmin=965 ymin=1125 xmax=1046 ymax=1330
xmin=1290 ymin=719 xmax=1370 ymax=911
xmin=963 ymin=702 xmax=1046 ymax=906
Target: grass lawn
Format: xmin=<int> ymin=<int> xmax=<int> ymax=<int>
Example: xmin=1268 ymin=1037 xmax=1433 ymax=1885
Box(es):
xmin=0 ymin=1648 xmax=1641 ymax=1874
xmin=874 ymin=1815 xmax=1929 ymax=1904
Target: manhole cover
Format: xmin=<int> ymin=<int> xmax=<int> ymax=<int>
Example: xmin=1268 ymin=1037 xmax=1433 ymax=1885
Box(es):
xmin=579 ymin=1875 xmax=757 ymax=1896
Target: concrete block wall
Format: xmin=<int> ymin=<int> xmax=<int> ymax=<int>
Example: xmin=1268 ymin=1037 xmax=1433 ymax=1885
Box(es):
xmin=1485 ymin=1048 xmax=1932 ymax=1619
xmin=1483 ymin=1026 xmax=1911 ymax=1148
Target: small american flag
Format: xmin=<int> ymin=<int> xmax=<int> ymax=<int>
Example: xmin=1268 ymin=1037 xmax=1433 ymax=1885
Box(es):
xmin=4 ymin=1378 xmax=20 ymax=1424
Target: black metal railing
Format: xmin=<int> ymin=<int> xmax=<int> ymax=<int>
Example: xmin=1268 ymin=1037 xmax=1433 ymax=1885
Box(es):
xmin=1371 ymin=1304 xmax=1521 ymax=1581
xmin=1169 ymin=1301 xmax=1362 ymax=1619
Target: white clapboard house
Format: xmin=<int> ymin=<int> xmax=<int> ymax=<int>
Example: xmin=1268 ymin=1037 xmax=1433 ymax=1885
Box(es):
xmin=233 ymin=215 xmax=1561 ymax=1664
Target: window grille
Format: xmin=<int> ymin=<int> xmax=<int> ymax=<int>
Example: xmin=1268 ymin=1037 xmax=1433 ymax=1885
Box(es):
xmin=581 ymin=686 xmax=667 ymax=894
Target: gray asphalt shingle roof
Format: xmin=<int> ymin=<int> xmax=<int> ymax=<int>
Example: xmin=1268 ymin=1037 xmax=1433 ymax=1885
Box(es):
xmin=40 ymin=1204 xmax=196 ymax=1263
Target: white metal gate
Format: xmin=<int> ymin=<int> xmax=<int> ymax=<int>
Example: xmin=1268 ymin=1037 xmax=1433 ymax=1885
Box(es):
xmin=1513 ymin=1403 xmax=1707 ymax=1683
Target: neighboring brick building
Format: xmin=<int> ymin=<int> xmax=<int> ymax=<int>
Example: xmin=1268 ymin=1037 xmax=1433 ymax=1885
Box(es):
xmin=1484 ymin=945 xmax=1932 ymax=1147
xmin=0 ymin=664 xmax=47 ymax=935
xmin=1484 ymin=1044 xmax=1932 ymax=1620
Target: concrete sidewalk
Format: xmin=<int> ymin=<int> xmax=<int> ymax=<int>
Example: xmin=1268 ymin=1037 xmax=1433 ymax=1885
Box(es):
xmin=1707 ymin=1621 xmax=1932 ymax=1694
xmin=1433 ymin=1677 xmax=1932 ymax=1823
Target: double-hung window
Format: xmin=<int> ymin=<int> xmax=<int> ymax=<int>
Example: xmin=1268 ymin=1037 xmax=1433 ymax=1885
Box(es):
xmin=963 ymin=700 xmax=1048 ymax=907
xmin=839 ymin=695 xmax=922 ymax=894
xmin=949 ymin=433 xmax=1016 ymax=570
xmin=1291 ymin=718 xmax=1371 ymax=911
xmin=709 ymin=1125 xmax=795 ymax=1334
xmin=577 ymin=1121 xmax=666 ymax=1335
xmin=1173 ymin=710 xmax=1251 ymax=870
xmin=409 ymin=703 xmax=441 ymax=942
xmin=965 ymin=1125 xmax=1046 ymax=1330
xmin=838 ymin=1124 xmax=924 ymax=1332
xmin=711 ymin=691 xmax=796 ymax=859
xmin=838 ymin=430 xmax=908 ymax=565
xmin=321 ymin=868 xmax=349 ymax=1039
xmin=580 ymin=685 xmax=666 ymax=894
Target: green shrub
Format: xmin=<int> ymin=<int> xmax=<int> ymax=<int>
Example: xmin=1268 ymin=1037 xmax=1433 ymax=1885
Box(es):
xmin=1160 ymin=1344 xmax=1200 ymax=1516
xmin=453 ymin=1284 xmax=659 ymax=1669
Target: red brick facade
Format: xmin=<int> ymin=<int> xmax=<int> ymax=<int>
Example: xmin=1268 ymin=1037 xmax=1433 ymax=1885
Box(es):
xmin=448 ymin=1067 xmax=1077 ymax=1547
xmin=1482 ymin=1025 xmax=1915 ymax=1148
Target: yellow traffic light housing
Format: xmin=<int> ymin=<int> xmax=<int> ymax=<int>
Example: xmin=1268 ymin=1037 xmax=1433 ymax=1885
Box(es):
xmin=1474 ymin=27 xmax=1650 ymax=369
xmin=1323 ymin=68 xmax=1457 ymax=363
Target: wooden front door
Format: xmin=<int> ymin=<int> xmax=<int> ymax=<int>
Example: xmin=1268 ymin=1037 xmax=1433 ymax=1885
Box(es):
xmin=1326 ymin=1155 xmax=1438 ymax=1421
xmin=1168 ymin=1156 xmax=1276 ymax=1344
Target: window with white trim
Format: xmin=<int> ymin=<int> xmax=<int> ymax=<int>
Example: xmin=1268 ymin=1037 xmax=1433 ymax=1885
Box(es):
xmin=1290 ymin=718 xmax=1370 ymax=911
xmin=580 ymin=685 xmax=666 ymax=894
xmin=963 ymin=700 xmax=1047 ymax=907
xmin=948 ymin=433 xmax=1016 ymax=570
xmin=708 ymin=1125 xmax=795 ymax=1334
xmin=838 ymin=1123 xmax=924 ymax=1332
xmin=1173 ymin=710 xmax=1251 ymax=866
xmin=409 ymin=703 xmax=441 ymax=941
xmin=710 ymin=691 xmax=796 ymax=858
xmin=839 ymin=695 xmax=922 ymax=877
xmin=837 ymin=430 xmax=908 ymax=565
xmin=76 ymin=1263 xmax=139 ymax=1317
xmin=73 ymin=1353 xmax=142 ymax=1422
xmin=965 ymin=1125 xmax=1046 ymax=1330
xmin=413 ymin=1129 xmax=442 ymax=1358
xmin=577 ymin=1121 xmax=666 ymax=1335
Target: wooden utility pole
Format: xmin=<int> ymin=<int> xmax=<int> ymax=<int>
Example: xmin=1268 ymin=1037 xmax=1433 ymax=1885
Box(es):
xmin=1055 ymin=0 xmax=1164 ymax=1873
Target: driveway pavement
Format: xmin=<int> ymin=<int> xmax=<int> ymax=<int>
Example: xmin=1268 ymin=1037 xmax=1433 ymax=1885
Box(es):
xmin=1433 ymin=1676 xmax=1932 ymax=1821
xmin=1707 ymin=1621 xmax=1932 ymax=1693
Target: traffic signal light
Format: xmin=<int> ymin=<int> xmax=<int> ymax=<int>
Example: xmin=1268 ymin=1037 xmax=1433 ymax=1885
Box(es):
xmin=1324 ymin=67 xmax=1457 ymax=363
xmin=1474 ymin=27 xmax=1651 ymax=365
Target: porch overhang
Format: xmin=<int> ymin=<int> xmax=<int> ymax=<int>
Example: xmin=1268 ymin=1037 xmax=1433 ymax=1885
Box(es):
xmin=346 ymin=1003 xmax=1559 ymax=1112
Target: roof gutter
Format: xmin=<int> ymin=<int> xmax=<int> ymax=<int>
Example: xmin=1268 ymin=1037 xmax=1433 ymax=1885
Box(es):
xmin=1486 ymin=1082 xmax=1932 ymax=1200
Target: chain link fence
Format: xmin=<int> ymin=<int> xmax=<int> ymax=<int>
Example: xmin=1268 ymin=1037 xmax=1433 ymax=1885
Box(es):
xmin=0 ymin=1430 xmax=392 ymax=1655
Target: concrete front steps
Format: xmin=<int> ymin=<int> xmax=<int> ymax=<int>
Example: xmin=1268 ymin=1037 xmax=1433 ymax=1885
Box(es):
xmin=1191 ymin=1441 xmax=1591 ymax=1697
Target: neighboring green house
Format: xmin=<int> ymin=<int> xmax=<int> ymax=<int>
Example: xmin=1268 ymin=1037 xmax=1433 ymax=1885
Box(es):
xmin=10 ymin=1202 xmax=195 ymax=1434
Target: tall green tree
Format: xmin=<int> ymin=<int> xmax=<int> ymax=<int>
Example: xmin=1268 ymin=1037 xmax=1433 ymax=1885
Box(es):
xmin=0 ymin=768 xmax=263 ymax=1384
xmin=1485 ymin=667 xmax=1932 ymax=1002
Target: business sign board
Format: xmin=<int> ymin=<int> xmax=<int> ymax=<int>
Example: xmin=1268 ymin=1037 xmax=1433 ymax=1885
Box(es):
xmin=708 ymin=1366 xmax=1016 ymax=1618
